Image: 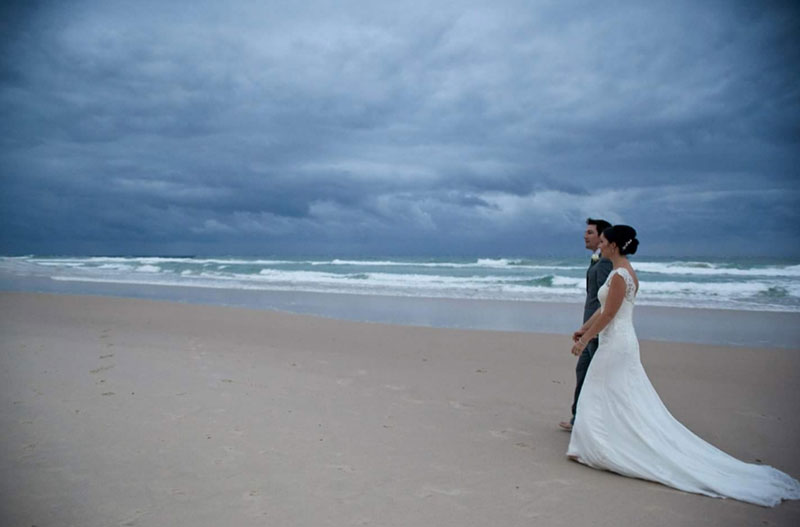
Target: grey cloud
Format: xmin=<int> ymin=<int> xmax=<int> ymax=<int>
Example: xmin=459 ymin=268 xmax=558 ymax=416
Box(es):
xmin=1 ymin=0 xmax=798 ymax=257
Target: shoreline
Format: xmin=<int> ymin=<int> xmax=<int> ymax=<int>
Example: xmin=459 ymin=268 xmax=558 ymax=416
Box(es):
xmin=1 ymin=276 xmax=799 ymax=349
xmin=1 ymin=291 xmax=798 ymax=526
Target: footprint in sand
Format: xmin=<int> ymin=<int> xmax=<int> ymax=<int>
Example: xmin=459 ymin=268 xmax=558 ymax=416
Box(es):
xmin=120 ymin=509 xmax=146 ymax=526
xmin=417 ymin=486 xmax=466 ymax=498
xmin=326 ymin=464 xmax=355 ymax=473
xmin=490 ymin=428 xmax=534 ymax=441
xmin=736 ymin=410 xmax=781 ymax=421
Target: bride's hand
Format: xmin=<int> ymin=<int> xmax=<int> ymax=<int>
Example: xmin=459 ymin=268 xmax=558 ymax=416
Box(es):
xmin=571 ymin=338 xmax=586 ymax=356
xmin=572 ymin=329 xmax=585 ymax=342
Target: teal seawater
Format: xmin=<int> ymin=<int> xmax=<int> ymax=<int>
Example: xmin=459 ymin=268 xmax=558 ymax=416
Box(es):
xmin=1 ymin=255 xmax=799 ymax=312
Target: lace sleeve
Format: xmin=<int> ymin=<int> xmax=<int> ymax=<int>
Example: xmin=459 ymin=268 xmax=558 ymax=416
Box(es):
xmin=614 ymin=268 xmax=637 ymax=302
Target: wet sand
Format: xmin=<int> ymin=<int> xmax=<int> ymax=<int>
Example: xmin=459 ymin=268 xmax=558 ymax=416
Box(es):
xmin=3 ymin=271 xmax=800 ymax=349
xmin=1 ymin=292 xmax=798 ymax=526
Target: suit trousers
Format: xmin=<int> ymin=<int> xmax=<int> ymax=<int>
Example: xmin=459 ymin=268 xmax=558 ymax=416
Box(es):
xmin=571 ymin=336 xmax=599 ymax=422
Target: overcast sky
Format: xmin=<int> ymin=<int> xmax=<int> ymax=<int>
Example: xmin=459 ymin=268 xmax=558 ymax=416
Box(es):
xmin=1 ymin=0 xmax=798 ymax=258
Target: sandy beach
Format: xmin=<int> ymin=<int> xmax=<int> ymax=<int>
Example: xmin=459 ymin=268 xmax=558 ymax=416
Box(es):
xmin=1 ymin=291 xmax=798 ymax=526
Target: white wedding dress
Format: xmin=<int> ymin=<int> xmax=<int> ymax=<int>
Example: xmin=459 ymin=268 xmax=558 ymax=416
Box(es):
xmin=567 ymin=268 xmax=800 ymax=507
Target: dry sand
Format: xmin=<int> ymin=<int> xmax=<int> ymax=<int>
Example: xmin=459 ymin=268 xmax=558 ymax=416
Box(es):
xmin=1 ymin=291 xmax=798 ymax=526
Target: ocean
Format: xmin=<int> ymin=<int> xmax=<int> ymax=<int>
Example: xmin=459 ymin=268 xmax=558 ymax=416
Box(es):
xmin=1 ymin=255 xmax=798 ymax=312
xmin=2 ymin=255 xmax=799 ymax=349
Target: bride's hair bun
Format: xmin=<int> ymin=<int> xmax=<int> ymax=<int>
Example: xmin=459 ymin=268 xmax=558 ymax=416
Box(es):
xmin=604 ymin=225 xmax=639 ymax=255
xmin=622 ymin=237 xmax=639 ymax=255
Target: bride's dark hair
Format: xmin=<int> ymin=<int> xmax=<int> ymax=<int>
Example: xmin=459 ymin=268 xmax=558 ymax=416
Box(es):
xmin=603 ymin=225 xmax=639 ymax=255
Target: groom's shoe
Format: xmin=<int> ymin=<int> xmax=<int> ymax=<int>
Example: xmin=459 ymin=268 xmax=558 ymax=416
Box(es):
xmin=558 ymin=420 xmax=573 ymax=432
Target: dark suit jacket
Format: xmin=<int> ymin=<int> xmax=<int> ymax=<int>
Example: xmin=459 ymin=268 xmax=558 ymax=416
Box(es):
xmin=583 ymin=257 xmax=613 ymax=324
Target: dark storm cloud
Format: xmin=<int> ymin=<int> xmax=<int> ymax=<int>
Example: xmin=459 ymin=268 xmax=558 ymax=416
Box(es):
xmin=1 ymin=0 xmax=798 ymax=257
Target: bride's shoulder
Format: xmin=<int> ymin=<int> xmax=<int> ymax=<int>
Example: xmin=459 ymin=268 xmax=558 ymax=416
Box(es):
xmin=611 ymin=266 xmax=638 ymax=297
xmin=615 ymin=266 xmax=637 ymax=279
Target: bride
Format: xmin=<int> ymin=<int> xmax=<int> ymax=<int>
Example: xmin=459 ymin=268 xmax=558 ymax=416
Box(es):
xmin=566 ymin=225 xmax=800 ymax=507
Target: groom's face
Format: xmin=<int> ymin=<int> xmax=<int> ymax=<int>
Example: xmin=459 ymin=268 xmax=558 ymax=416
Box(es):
xmin=584 ymin=225 xmax=600 ymax=251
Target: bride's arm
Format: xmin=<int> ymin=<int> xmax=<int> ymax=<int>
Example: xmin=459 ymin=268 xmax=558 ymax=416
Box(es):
xmin=571 ymin=274 xmax=626 ymax=355
xmin=573 ymin=309 xmax=601 ymax=341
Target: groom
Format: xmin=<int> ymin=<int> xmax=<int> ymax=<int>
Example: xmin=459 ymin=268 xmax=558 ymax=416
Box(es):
xmin=559 ymin=218 xmax=612 ymax=432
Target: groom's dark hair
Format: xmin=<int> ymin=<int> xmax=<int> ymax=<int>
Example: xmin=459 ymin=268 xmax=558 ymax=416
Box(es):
xmin=586 ymin=218 xmax=611 ymax=234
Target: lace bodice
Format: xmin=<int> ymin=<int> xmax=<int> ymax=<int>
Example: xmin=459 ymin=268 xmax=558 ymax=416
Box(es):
xmin=599 ymin=267 xmax=637 ymax=303
xmin=597 ymin=267 xmax=637 ymax=340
